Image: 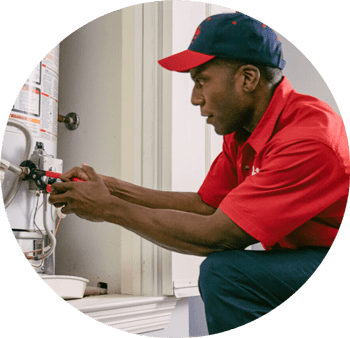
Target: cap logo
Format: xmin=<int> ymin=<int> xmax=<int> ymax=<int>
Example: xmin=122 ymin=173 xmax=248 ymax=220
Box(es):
xmin=191 ymin=25 xmax=201 ymax=43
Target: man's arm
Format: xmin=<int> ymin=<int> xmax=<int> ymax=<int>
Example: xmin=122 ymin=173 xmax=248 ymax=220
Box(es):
xmin=50 ymin=164 xmax=258 ymax=256
xmin=102 ymin=175 xmax=217 ymax=215
xmin=103 ymin=198 xmax=258 ymax=256
xmin=60 ymin=166 xmax=216 ymax=215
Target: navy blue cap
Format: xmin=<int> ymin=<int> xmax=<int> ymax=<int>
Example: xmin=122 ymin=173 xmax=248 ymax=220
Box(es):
xmin=158 ymin=12 xmax=286 ymax=72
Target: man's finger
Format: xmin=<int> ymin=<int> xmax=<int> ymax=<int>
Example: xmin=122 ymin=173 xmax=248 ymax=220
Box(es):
xmin=60 ymin=204 xmax=73 ymax=215
xmin=60 ymin=166 xmax=89 ymax=182
xmin=48 ymin=191 xmax=68 ymax=205
xmin=50 ymin=181 xmax=74 ymax=193
xmin=81 ymin=163 xmax=99 ymax=180
xmin=52 ymin=202 xmax=66 ymax=208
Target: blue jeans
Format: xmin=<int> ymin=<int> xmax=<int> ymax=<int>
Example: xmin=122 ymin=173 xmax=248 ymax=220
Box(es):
xmin=198 ymin=247 xmax=329 ymax=335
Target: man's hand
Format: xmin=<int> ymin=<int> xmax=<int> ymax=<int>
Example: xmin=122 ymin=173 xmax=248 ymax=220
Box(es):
xmin=49 ymin=164 xmax=111 ymax=222
xmin=59 ymin=163 xmax=90 ymax=182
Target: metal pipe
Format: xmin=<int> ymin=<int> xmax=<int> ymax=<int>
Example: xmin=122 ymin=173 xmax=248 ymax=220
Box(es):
xmin=7 ymin=162 xmax=25 ymax=177
xmin=57 ymin=112 xmax=80 ymax=130
xmin=58 ymin=114 xmax=74 ymax=124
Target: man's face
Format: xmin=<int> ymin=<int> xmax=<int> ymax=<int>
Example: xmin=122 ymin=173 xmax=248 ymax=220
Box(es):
xmin=190 ymin=63 xmax=253 ymax=135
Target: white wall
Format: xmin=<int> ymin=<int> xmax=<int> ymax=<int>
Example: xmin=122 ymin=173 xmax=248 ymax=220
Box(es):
xmin=278 ymin=32 xmax=339 ymax=115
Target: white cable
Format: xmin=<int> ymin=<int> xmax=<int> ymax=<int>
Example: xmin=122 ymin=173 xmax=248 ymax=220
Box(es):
xmin=36 ymin=193 xmax=56 ymax=260
xmin=3 ymin=118 xmax=33 ymax=208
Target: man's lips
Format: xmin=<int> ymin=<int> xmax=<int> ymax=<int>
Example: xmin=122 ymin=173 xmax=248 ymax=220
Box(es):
xmin=206 ymin=116 xmax=215 ymax=124
xmin=201 ymin=111 xmax=212 ymax=118
xmin=201 ymin=111 xmax=215 ymax=125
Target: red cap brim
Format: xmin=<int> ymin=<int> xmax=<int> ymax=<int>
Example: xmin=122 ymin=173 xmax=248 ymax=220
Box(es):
xmin=158 ymin=50 xmax=215 ymax=72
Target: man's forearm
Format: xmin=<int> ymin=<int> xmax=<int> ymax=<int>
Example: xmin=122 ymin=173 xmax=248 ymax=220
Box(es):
xmin=100 ymin=175 xmax=216 ymax=215
xmin=101 ymin=195 xmax=243 ymax=256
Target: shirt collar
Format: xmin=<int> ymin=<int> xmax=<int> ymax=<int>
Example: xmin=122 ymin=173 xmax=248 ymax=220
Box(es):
xmin=239 ymin=77 xmax=295 ymax=154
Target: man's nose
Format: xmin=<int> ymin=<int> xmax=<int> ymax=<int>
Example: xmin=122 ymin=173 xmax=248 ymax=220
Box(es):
xmin=191 ymin=86 xmax=204 ymax=106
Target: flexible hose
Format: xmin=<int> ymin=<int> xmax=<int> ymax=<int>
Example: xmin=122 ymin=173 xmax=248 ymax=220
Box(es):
xmin=3 ymin=118 xmax=32 ymax=208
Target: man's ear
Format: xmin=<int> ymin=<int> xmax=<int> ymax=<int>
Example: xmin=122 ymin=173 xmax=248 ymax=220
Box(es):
xmin=241 ymin=65 xmax=260 ymax=92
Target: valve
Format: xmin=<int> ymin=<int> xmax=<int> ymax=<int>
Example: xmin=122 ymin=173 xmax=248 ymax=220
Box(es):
xmin=58 ymin=112 xmax=80 ymax=130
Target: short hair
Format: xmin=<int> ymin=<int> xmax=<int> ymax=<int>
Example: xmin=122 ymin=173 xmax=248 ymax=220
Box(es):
xmin=209 ymin=57 xmax=283 ymax=86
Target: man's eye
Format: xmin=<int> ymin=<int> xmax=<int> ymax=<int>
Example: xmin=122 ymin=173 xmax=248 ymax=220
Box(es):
xmin=196 ymin=78 xmax=205 ymax=86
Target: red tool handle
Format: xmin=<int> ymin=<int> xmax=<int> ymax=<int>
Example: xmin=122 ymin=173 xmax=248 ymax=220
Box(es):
xmin=45 ymin=171 xmax=85 ymax=182
xmin=45 ymin=171 xmax=85 ymax=193
xmin=45 ymin=171 xmax=61 ymax=179
xmin=72 ymin=178 xmax=85 ymax=182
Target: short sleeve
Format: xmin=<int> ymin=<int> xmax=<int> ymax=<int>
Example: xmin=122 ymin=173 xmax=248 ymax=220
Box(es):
xmin=219 ymin=140 xmax=349 ymax=246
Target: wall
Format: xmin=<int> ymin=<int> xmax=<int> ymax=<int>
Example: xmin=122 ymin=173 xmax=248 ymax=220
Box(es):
xmin=278 ymin=34 xmax=339 ymax=115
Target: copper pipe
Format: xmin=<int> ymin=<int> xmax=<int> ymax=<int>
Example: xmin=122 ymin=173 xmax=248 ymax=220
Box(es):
xmin=57 ymin=112 xmax=80 ymax=130
xmin=58 ymin=114 xmax=74 ymax=124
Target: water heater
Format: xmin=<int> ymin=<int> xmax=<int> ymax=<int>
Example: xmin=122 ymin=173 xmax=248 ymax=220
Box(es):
xmin=1 ymin=45 xmax=61 ymax=275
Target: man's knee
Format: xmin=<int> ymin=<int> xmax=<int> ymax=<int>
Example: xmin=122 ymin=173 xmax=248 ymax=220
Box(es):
xmin=199 ymin=250 xmax=242 ymax=297
xmin=200 ymin=249 xmax=246 ymax=275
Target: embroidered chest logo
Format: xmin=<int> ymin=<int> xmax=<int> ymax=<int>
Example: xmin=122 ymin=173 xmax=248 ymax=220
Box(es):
xmin=251 ymin=166 xmax=260 ymax=176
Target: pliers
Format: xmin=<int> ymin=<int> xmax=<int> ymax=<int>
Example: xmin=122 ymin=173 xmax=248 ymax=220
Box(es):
xmin=20 ymin=160 xmax=84 ymax=193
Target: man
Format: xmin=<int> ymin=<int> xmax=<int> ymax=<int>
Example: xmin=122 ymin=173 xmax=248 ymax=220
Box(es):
xmin=49 ymin=13 xmax=349 ymax=334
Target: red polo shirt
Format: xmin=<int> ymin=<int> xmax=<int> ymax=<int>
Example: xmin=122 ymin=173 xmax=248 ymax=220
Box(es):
xmin=198 ymin=77 xmax=349 ymax=250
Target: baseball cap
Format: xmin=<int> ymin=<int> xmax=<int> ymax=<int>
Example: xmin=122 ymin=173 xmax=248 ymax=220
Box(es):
xmin=158 ymin=12 xmax=286 ymax=72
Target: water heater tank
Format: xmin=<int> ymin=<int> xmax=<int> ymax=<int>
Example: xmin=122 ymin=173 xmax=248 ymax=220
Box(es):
xmin=1 ymin=45 xmax=60 ymax=274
